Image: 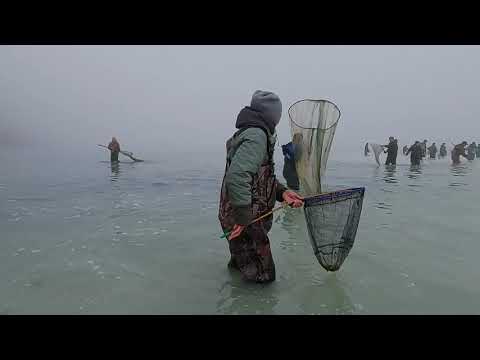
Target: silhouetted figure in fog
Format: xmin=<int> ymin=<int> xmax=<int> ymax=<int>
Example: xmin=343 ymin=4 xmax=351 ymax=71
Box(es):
xmin=467 ymin=142 xmax=477 ymax=160
xmin=428 ymin=143 xmax=437 ymax=159
xmin=451 ymin=141 xmax=468 ymax=165
xmin=383 ymin=137 xmax=398 ymax=165
xmin=421 ymin=140 xmax=428 ymax=159
xmin=108 ymin=137 xmax=121 ymax=163
xmin=406 ymin=141 xmax=423 ymax=166
xmin=439 ymin=143 xmax=447 ymax=158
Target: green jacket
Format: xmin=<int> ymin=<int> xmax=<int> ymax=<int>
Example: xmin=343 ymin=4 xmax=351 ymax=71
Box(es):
xmin=224 ymin=127 xmax=287 ymax=224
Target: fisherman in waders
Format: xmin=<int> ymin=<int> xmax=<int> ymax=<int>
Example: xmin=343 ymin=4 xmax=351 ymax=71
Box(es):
xmin=383 ymin=137 xmax=398 ymax=165
xmin=467 ymin=142 xmax=477 ymax=160
xmin=421 ymin=139 xmax=428 ymax=159
xmin=108 ymin=137 xmax=120 ymax=163
xmin=439 ymin=143 xmax=447 ymax=158
xmin=428 ymin=143 xmax=438 ymax=159
xmin=451 ymin=141 xmax=468 ymax=165
xmin=218 ymin=90 xmax=304 ymax=283
xmin=406 ymin=141 xmax=423 ymax=166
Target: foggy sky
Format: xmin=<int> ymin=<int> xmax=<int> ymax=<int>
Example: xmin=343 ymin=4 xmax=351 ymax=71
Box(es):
xmin=1 ymin=45 xmax=480 ymax=164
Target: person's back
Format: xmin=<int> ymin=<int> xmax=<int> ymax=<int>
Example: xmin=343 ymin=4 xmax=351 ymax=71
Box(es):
xmin=452 ymin=142 xmax=468 ymax=164
xmin=406 ymin=142 xmax=422 ymax=165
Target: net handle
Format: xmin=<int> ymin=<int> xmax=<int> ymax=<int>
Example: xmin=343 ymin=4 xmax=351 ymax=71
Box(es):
xmin=220 ymin=188 xmax=363 ymax=239
xmin=220 ymin=202 xmax=288 ymax=239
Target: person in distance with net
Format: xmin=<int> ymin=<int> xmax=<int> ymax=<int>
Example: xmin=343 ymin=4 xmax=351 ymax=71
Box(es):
xmin=383 ymin=136 xmax=398 ymax=165
xmin=108 ymin=137 xmax=121 ymax=163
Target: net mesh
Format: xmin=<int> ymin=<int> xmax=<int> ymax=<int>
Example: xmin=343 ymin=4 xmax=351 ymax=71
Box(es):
xmin=304 ymin=188 xmax=365 ymax=271
xmin=288 ymin=99 xmax=365 ymax=271
xmin=365 ymin=142 xmax=384 ymax=166
xmin=288 ymin=99 xmax=340 ymax=195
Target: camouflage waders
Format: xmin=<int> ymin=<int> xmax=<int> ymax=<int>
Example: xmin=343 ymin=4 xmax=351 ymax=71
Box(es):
xmin=218 ymin=129 xmax=278 ymax=283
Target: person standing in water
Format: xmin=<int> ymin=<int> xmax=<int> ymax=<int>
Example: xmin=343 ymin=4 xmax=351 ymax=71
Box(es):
xmin=439 ymin=143 xmax=447 ymax=158
xmin=281 ymin=133 xmax=301 ymax=190
xmin=467 ymin=142 xmax=477 ymax=160
xmin=218 ymin=90 xmax=304 ymax=283
xmin=384 ymin=136 xmax=398 ymax=165
xmin=428 ymin=143 xmax=438 ymax=159
xmin=451 ymin=141 xmax=468 ymax=164
xmin=420 ymin=139 xmax=428 ymax=159
xmin=476 ymin=142 xmax=480 ymax=158
xmin=108 ymin=137 xmax=121 ymax=163
xmin=406 ymin=141 xmax=423 ymax=166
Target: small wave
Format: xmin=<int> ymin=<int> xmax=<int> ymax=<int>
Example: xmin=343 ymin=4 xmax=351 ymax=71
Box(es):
xmin=152 ymin=182 xmax=170 ymax=187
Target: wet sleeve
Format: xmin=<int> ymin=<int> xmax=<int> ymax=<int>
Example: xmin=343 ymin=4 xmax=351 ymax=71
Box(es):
xmin=225 ymin=129 xmax=267 ymax=225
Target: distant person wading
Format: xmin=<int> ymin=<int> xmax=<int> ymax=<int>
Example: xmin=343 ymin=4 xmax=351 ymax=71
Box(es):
xmin=421 ymin=140 xmax=428 ymax=159
xmin=467 ymin=142 xmax=477 ymax=160
xmin=439 ymin=143 xmax=447 ymax=158
xmin=406 ymin=141 xmax=423 ymax=166
xmin=451 ymin=141 xmax=468 ymax=165
xmin=428 ymin=143 xmax=437 ymax=159
xmin=384 ymin=136 xmax=398 ymax=165
xmin=108 ymin=137 xmax=121 ymax=163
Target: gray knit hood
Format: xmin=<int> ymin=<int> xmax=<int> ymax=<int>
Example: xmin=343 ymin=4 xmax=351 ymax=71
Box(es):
xmin=235 ymin=90 xmax=282 ymax=134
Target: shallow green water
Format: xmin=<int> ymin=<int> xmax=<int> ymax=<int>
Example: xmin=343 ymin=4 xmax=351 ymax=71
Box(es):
xmin=1 ymin=151 xmax=479 ymax=314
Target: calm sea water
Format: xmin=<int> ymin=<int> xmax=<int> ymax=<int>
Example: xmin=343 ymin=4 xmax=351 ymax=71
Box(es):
xmin=1 ymin=149 xmax=479 ymax=314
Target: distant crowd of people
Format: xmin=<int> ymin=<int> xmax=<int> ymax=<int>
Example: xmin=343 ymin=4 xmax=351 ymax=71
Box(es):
xmin=280 ymin=137 xmax=480 ymax=190
xmin=403 ymin=139 xmax=479 ymax=165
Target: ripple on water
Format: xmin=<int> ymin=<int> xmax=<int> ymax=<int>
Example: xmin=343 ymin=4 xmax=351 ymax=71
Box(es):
xmin=152 ymin=182 xmax=169 ymax=187
xmin=449 ymin=182 xmax=468 ymax=187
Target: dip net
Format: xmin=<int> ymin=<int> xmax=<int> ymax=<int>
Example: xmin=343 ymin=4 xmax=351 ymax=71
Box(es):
xmin=288 ymin=99 xmax=365 ymax=271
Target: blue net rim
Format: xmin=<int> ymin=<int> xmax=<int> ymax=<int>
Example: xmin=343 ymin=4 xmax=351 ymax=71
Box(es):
xmin=304 ymin=187 xmax=365 ymax=207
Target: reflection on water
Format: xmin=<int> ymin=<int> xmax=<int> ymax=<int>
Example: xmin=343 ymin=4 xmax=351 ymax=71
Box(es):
xmin=372 ymin=165 xmax=398 ymax=185
xmin=216 ymin=279 xmax=279 ymax=315
xmin=406 ymin=166 xmax=423 ymax=191
xmin=449 ymin=163 xmax=471 ymax=188
xmin=450 ymin=164 xmax=470 ymax=177
xmin=374 ymin=201 xmax=392 ymax=213
xmin=383 ymin=165 xmax=398 ymax=184
xmin=110 ymin=162 xmax=120 ymax=182
xmin=300 ymin=274 xmax=356 ymax=315
xmin=407 ymin=165 xmax=422 ymax=179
